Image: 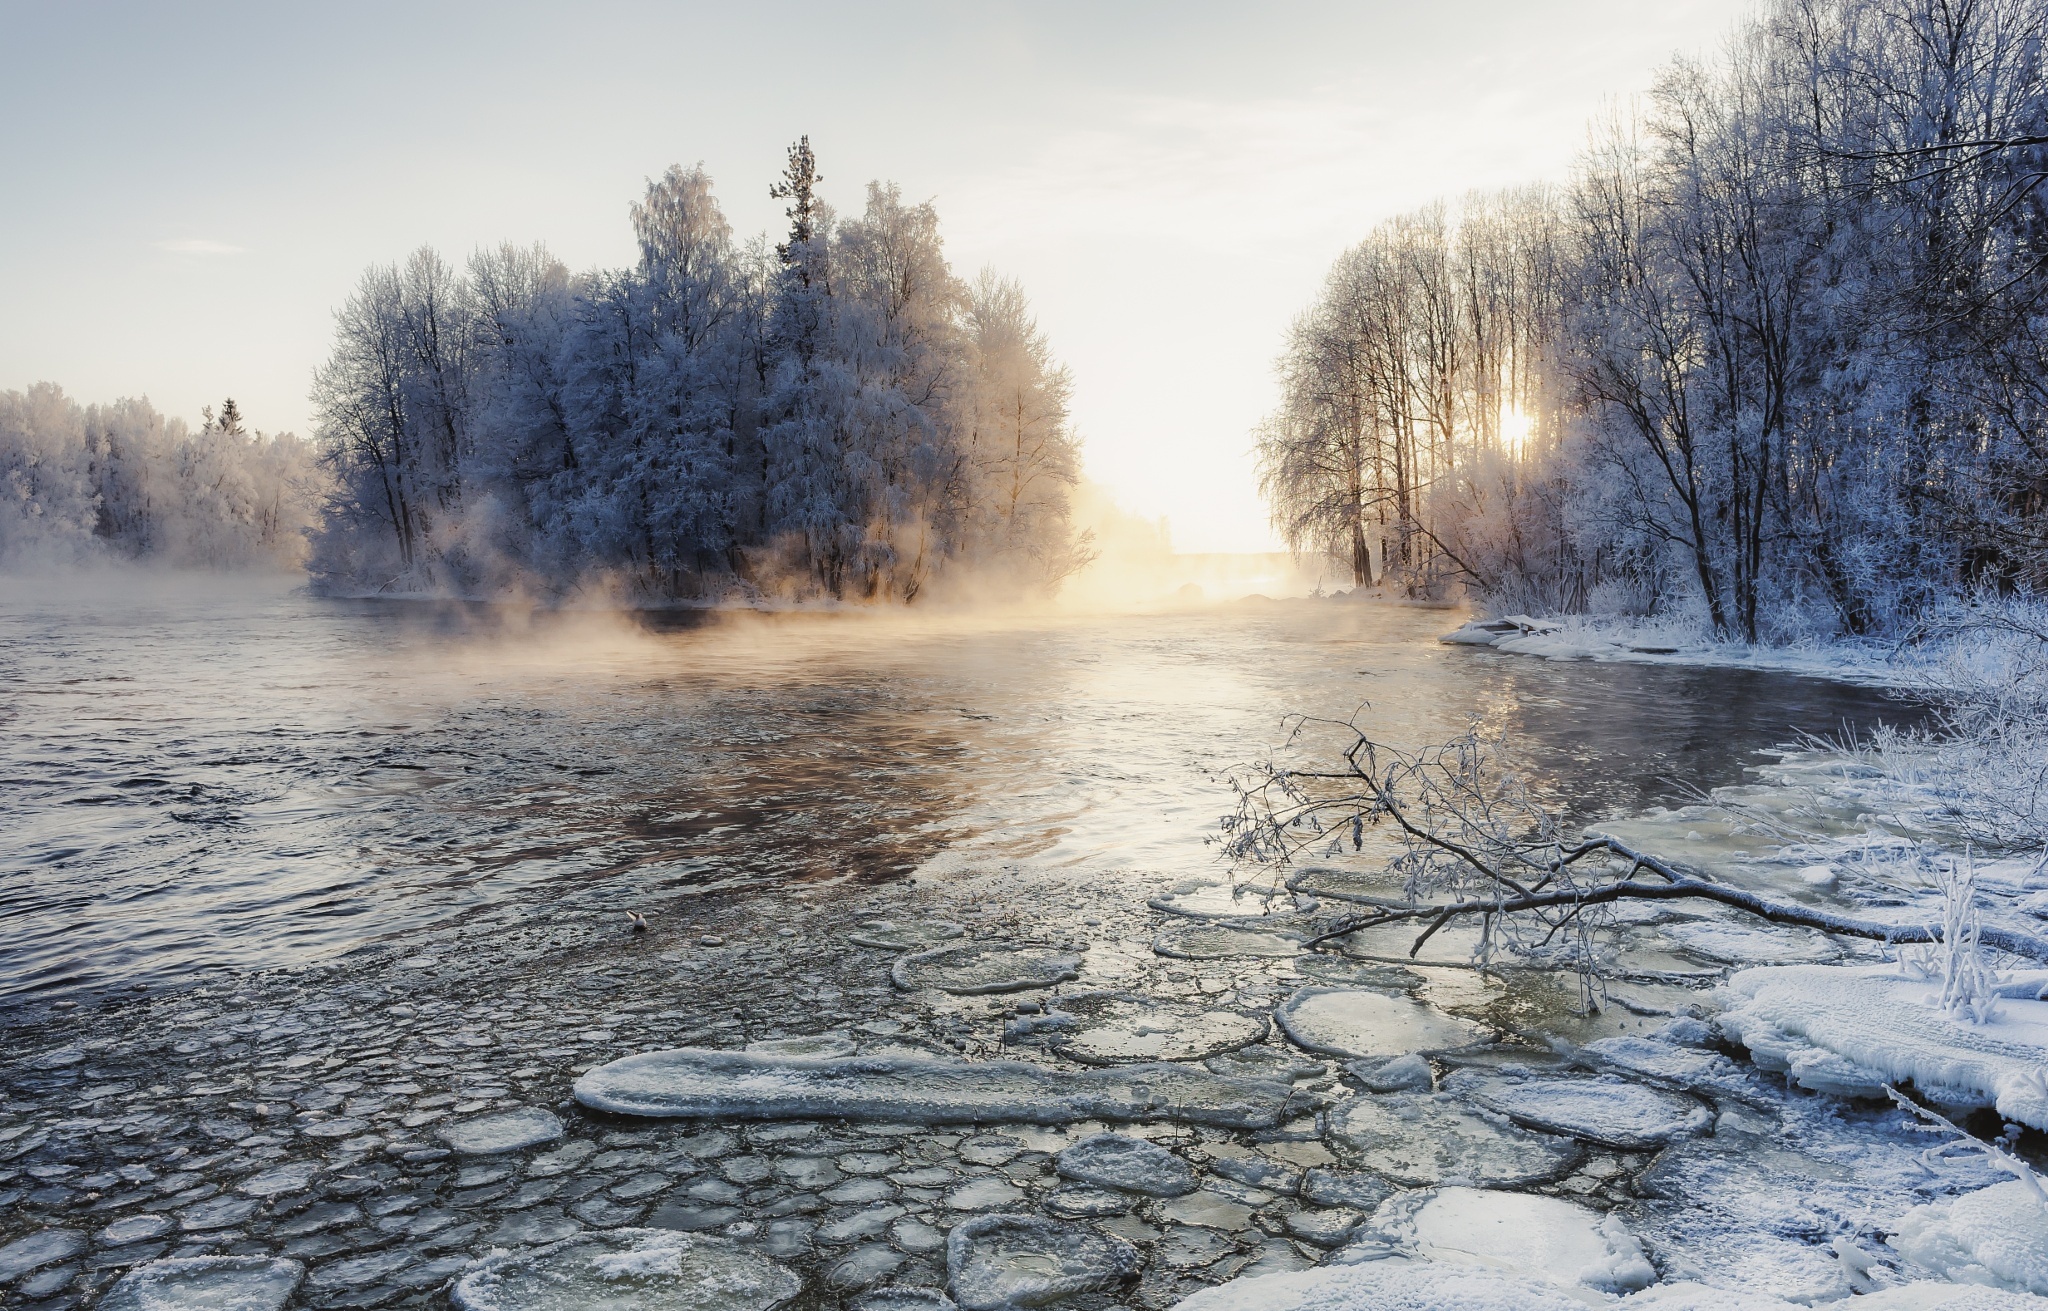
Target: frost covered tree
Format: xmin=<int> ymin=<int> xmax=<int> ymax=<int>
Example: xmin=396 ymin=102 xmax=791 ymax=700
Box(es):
xmin=308 ymin=141 xmax=1087 ymax=603
xmin=1259 ymin=0 xmax=2048 ymax=640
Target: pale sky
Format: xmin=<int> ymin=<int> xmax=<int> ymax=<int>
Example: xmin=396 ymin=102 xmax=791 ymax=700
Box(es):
xmin=0 ymin=0 xmax=1749 ymax=553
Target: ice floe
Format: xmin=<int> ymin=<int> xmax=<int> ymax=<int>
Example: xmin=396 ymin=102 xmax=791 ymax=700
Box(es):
xmin=1719 ymin=964 xmax=2048 ymax=1126
xmin=847 ymin=920 xmax=965 ymax=950
xmin=1350 ymin=1053 xmax=1434 ymax=1092
xmin=1661 ymin=919 xmax=1839 ymax=966
xmin=746 ymin=1032 xmax=858 ymax=1058
xmin=1049 ymin=995 xmax=1267 ymax=1064
xmin=1054 ymin=1133 xmax=1197 ymax=1196
xmin=1166 ymin=1259 xmax=1595 ymax=1310
xmin=98 ymin=1257 xmax=305 ymax=1311
xmin=945 ymin=1213 xmax=1139 ymax=1310
xmin=1324 ymin=1093 xmax=1581 ymax=1186
xmin=1459 ymin=1074 xmax=1713 ymax=1149
xmin=0 ymin=1230 xmax=84 ymax=1282
xmin=449 ymin=1228 xmax=799 ymax=1311
xmin=439 ymin=1107 xmax=565 ymax=1154
xmin=891 ymin=943 xmax=1082 ymax=995
xmin=1274 ymin=986 xmax=1489 ymax=1059
xmin=574 ymin=1048 xmax=1294 ymax=1128
xmin=1147 ymin=880 xmax=1297 ymax=920
xmin=1355 ymin=1185 xmax=1656 ymax=1293
xmin=1152 ymin=923 xmax=1304 ymax=959
xmin=1579 ymin=1034 xmax=1753 ymax=1099
xmin=1890 ymin=1179 xmax=2048 ymax=1295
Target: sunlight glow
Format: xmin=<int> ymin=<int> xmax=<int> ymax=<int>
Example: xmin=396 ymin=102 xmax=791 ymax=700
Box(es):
xmin=1499 ymin=405 xmax=1535 ymax=456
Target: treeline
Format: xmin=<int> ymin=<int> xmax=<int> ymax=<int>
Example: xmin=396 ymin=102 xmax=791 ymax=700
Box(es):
xmin=313 ymin=141 xmax=1089 ymax=602
xmin=1260 ymin=0 xmax=2048 ymax=641
xmin=0 ymin=385 xmax=319 ymax=570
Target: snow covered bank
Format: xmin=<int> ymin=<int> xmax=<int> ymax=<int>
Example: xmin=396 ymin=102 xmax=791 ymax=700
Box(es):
xmin=1718 ymin=964 xmax=2048 ymax=1127
xmin=1440 ymin=614 xmax=1918 ymax=686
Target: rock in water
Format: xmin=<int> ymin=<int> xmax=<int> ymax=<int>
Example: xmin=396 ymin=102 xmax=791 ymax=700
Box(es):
xmin=575 ymin=1048 xmax=1292 ymax=1129
xmin=1054 ymin=1133 xmax=1198 ymax=1197
xmin=1273 ymin=987 xmax=1487 ymax=1059
xmin=99 ymin=1257 xmax=305 ymax=1311
xmin=847 ymin=921 xmax=965 ymax=951
xmin=946 ymin=1214 xmax=1139 ymax=1310
xmin=1152 ymin=924 xmax=1303 ymax=959
xmin=440 ymin=1107 xmax=566 ymax=1154
xmin=1358 ymin=1186 xmax=1655 ymax=1294
xmin=0 ymin=1230 xmax=86 ymax=1282
xmin=1890 ymin=1179 xmax=2048 ymax=1295
xmin=1464 ymin=1075 xmax=1712 ymax=1149
xmin=449 ymin=1228 xmax=799 ymax=1311
xmin=892 ymin=943 xmax=1082 ymax=995
xmin=1325 ymin=1094 xmax=1580 ymax=1186
xmin=1051 ymin=996 xmax=1267 ymax=1065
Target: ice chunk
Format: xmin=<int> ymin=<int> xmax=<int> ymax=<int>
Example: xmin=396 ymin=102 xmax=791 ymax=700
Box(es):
xmin=1325 ymin=1094 xmax=1580 ymax=1186
xmin=1360 ymin=1186 xmax=1654 ymax=1293
xmin=1350 ymin=1054 xmax=1434 ymax=1092
xmin=1147 ymin=880 xmax=1293 ymax=920
xmin=1054 ymin=1133 xmax=1197 ymax=1197
xmin=747 ymin=1033 xmax=857 ymax=1058
xmin=440 ymin=1107 xmax=566 ymax=1154
xmin=0 ymin=1230 xmax=86 ymax=1282
xmin=1580 ymin=1035 xmax=1750 ymax=1098
xmin=98 ymin=1257 xmax=305 ymax=1311
xmin=1205 ymin=1045 xmax=1328 ymax=1082
xmin=1662 ymin=920 xmax=1838 ymax=965
xmin=850 ymin=1292 xmax=959 ymax=1311
xmin=946 ymin=1214 xmax=1139 ymax=1310
xmin=1153 ymin=924 xmax=1303 ymax=959
xmin=1720 ymin=965 xmax=2048 ymax=1128
xmin=1275 ymin=987 xmax=1488 ymax=1059
xmin=449 ymin=1228 xmax=799 ymax=1311
xmin=1051 ymin=995 xmax=1267 ymax=1065
xmin=892 ymin=943 xmax=1081 ymax=995
xmin=1167 ymin=1259 xmax=1593 ymax=1310
xmin=847 ymin=920 xmax=964 ymax=951
xmin=1462 ymin=1075 xmax=1712 ymax=1149
xmin=1890 ymin=1179 xmax=2048 ymax=1295
xmin=575 ymin=1048 xmax=1293 ymax=1129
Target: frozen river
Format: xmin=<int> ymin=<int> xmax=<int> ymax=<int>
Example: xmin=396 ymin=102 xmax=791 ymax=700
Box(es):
xmin=0 ymin=574 xmax=1918 ymax=1007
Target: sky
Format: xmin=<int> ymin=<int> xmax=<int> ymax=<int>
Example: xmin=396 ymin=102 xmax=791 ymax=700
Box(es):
xmin=0 ymin=0 xmax=1751 ymax=553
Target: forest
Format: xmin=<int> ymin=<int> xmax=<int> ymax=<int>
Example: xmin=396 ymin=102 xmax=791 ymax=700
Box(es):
xmin=1258 ymin=0 xmax=2048 ymax=641
xmin=311 ymin=141 xmax=1088 ymax=603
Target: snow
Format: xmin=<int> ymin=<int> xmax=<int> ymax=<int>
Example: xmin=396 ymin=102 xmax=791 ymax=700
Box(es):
xmin=1890 ymin=1180 xmax=2048 ymax=1295
xmin=1273 ymin=986 xmax=1489 ymax=1059
xmin=1165 ymin=1259 xmax=1594 ymax=1310
xmin=1324 ymin=1093 xmax=1581 ymax=1186
xmin=1719 ymin=965 xmax=2048 ymax=1127
xmin=891 ymin=943 xmax=1083 ymax=995
xmin=1357 ymin=1186 xmax=1656 ymax=1293
xmin=1459 ymin=1074 xmax=1713 ymax=1149
xmin=97 ymin=1257 xmax=306 ymax=1311
xmin=1437 ymin=617 xmax=1912 ymax=688
xmin=945 ymin=1214 xmax=1139 ymax=1310
xmin=1053 ymin=1133 xmax=1198 ymax=1197
xmin=438 ymin=1107 xmax=566 ymax=1154
xmin=1856 ymin=1287 xmax=2048 ymax=1309
xmin=1050 ymin=996 xmax=1267 ymax=1064
xmin=573 ymin=1047 xmax=1294 ymax=1128
xmin=449 ymin=1229 xmax=800 ymax=1311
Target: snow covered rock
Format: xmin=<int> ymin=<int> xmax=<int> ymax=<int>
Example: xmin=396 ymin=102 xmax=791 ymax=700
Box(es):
xmin=891 ymin=943 xmax=1082 ymax=995
xmin=847 ymin=920 xmax=964 ymax=950
xmin=1325 ymin=1093 xmax=1581 ymax=1186
xmin=1153 ymin=923 xmax=1304 ymax=959
xmin=1357 ymin=1186 xmax=1656 ymax=1293
xmin=1890 ymin=1179 xmax=2048 ymax=1295
xmin=1719 ymin=965 xmax=2048 ymax=1127
xmin=449 ymin=1228 xmax=799 ymax=1311
xmin=1274 ymin=986 xmax=1489 ymax=1059
xmin=1462 ymin=1074 xmax=1713 ymax=1149
xmin=1054 ymin=1133 xmax=1197 ymax=1196
xmin=574 ymin=1048 xmax=1294 ymax=1128
xmin=945 ymin=1214 xmax=1139 ymax=1310
xmin=98 ymin=1257 xmax=305 ymax=1311
xmin=439 ymin=1107 xmax=565 ymax=1154
xmin=1050 ymin=995 xmax=1267 ymax=1064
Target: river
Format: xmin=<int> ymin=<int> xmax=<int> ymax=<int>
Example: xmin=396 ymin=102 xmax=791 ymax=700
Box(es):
xmin=0 ymin=573 xmax=1917 ymax=1007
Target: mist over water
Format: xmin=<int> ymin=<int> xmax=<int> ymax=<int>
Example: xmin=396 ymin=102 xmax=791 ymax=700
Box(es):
xmin=0 ymin=575 xmax=1919 ymax=1006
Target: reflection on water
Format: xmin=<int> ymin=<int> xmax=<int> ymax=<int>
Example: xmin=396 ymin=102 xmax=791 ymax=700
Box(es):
xmin=0 ymin=575 xmax=1920 ymax=1002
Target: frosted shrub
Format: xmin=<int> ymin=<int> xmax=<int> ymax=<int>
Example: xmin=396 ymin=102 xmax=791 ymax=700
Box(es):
xmin=1899 ymin=852 xmax=2002 ymax=1026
